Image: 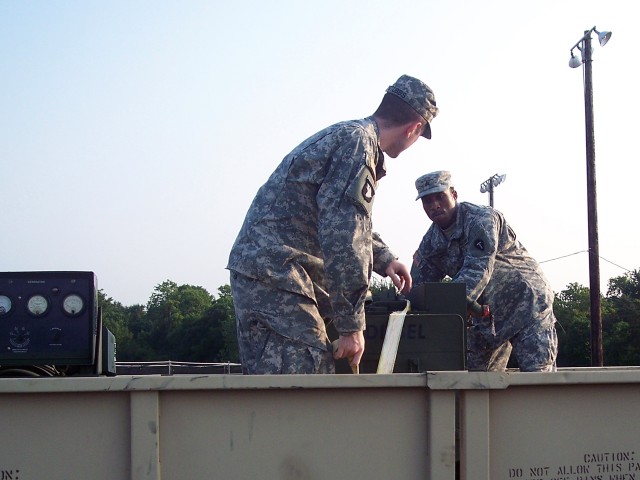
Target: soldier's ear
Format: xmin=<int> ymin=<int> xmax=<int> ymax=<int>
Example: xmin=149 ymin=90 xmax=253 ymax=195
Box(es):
xmin=451 ymin=188 xmax=458 ymax=200
xmin=405 ymin=121 xmax=423 ymax=138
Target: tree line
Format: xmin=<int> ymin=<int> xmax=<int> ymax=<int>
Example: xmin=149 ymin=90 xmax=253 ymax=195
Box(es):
xmin=100 ymin=281 xmax=239 ymax=364
xmin=101 ymin=269 xmax=640 ymax=367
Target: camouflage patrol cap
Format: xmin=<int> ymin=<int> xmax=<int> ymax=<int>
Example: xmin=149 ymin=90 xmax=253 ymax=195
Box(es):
xmin=386 ymin=75 xmax=438 ymax=139
xmin=415 ymin=170 xmax=452 ymax=200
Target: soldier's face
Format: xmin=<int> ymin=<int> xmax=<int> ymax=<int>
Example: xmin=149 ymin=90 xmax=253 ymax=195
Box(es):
xmin=384 ymin=122 xmax=423 ymax=158
xmin=421 ymin=189 xmax=458 ymax=228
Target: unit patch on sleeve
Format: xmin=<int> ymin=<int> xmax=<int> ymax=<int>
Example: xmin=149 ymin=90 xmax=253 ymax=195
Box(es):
xmin=346 ymin=164 xmax=376 ymax=216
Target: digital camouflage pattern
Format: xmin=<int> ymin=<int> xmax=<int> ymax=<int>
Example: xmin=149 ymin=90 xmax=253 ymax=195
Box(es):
xmin=411 ymin=201 xmax=558 ymax=372
xmin=467 ymin=313 xmax=558 ymax=371
xmin=415 ymin=170 xmax=453 ymax=199
xmin=228 ymin=117 xmax=398 ymax=373
xmin=230 ymin=271 xmax=335 ymax=374
xmin=386 ymin=74 xmax=438 ymax=139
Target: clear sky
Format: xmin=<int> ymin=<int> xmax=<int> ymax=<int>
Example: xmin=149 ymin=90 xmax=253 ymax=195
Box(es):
xmin=1 ymin=1 xmax=637 ymax=306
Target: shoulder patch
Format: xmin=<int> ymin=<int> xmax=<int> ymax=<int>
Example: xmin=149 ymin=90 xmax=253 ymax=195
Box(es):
xmin=362 ymin=152 xmax=377 ymax=181
xmin=346 ymin=164 xmax=376 ymax=216
xmin=361 ymin=177 xmax=374 ymax=202
xmin=474 ymin=239 xmax=485 ymax=251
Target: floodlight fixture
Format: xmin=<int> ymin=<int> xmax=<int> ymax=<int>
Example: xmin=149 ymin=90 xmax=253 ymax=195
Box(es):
xmin=569 ymin=52 xmax=582 ymax=68
xmin=568 ymin=26 xmax=611 ymax=68
xmin=596 ymin=29 xmax=612 ymax=47
xmin=479 ymin=173 xmax=506 ymax=206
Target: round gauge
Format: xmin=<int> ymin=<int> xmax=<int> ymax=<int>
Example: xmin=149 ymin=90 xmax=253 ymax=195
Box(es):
xmin=0 ymin=295 xmax=12 ymax=316
xmin=62 ymin=294 xmax=84 ymax=316
xmin=27 ymin=294 xmax=49 ymax=317
xmin=9 ymin=326 xmax=30 ymax=348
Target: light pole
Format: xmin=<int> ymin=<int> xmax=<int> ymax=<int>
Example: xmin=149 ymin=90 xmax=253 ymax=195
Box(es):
xmin=568 ymin=26 xmax=611 ymax=367
xmin=479 ymin=173 xmax=506 ymax=208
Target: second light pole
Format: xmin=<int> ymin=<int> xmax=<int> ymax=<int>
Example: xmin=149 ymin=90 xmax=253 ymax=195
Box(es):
xmin=480 ymin=173 xmax=507 ymax=207
xmin=569 ymin=26 xmax=611 ymax=367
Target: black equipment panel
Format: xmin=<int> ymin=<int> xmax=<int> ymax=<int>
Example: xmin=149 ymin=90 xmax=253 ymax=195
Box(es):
xmin=0 ymin=271 xmax=98 ymax=366
xmin=356 ymin=312 xmax=466 ymax=373
xmin=332 ymin=282 xmax=468 ymax=373
xmin=407 ymin=282 xmax=467 ymax=320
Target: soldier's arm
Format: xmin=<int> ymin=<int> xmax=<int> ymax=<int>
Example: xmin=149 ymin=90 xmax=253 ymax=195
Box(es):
xmin=317 ymin=131 xmax=377 ymax=335
xmin=452 ymin=211 xmax=500 ymax=301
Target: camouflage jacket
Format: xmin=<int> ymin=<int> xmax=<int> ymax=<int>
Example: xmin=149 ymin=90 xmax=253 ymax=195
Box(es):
xmin=227 ymin=117 xmax=397 ymax=334
xmin=411 ymin=202 xmax=555 ymax=337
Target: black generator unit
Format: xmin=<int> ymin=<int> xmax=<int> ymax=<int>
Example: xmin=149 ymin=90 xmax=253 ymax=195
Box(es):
xmin=331 ymin=282 xmax=467 ymax=374
xmin=0 ymin=271 xmax=116 ymax=377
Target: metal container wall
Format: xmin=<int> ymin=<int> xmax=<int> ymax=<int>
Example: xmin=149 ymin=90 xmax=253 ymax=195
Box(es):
xmin=0 ymin=374 xmax=455 ymax=480
xmin=1 ymin=368 xmax=640 ymax=480
xmin=440 ymin=368 xmax=640 ymax=480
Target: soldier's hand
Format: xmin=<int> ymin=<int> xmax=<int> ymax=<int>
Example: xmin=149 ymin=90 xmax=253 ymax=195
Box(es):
xmin=333 ymin=331 xmax=364 ymax=369
xmin=385 ymin=259 xmax=412 ymax=295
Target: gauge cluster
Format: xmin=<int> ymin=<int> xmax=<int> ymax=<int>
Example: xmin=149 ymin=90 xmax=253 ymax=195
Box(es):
xmin=0 ymin=291 xmax=87 ymax=319
xmin=0 ymin=271 xmax=98 ymax=366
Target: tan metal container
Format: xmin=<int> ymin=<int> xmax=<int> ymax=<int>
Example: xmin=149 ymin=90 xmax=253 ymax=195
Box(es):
xmin=0 ymin=368 xmax=639 ymax=480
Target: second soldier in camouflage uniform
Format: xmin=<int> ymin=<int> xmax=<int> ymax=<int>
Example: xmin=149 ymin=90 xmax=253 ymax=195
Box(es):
xmin=410 ymin=171 xmax=558 ymax=372
xmin=228 ymin=75 xmax=438 ymax=374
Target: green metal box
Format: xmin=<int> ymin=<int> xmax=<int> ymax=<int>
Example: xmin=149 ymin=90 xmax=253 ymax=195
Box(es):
xmin=335 ymin=282 xmax=467 ymax=373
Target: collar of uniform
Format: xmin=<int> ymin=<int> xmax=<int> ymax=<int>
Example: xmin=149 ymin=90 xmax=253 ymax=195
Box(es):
xmin=376 ymin=149 xmax=386 ymax=180
xmin=365 ymin=116 xmax=386 ymax=181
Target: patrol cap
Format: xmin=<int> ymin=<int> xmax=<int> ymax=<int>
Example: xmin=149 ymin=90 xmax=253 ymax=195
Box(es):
xmin=386 ymin=75 xmax=438 ymax=139
xmin=415 ymin=170 xmax=452 ymax=200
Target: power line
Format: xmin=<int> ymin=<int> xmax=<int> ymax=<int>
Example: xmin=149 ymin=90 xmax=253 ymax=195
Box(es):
xmin=540 ymin=250 xmax=588 ymax=264
xmin=599 ymin=255 xmax=633 ymax=273
xmin=540 ymin=249 xmax=633 ymax=273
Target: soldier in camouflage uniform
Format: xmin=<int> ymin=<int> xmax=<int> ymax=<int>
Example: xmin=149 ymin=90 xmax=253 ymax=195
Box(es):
xmin=410 ymin=171 xmax=558 ymax=372
xmin=227 ymin=75 xmax=438 ymax=374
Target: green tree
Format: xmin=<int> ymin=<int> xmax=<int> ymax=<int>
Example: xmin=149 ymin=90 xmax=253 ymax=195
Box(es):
xmin=603 ymin=269 xmax=640 ymax=366
xmin=99 ymin=290 xmax=130 ymax=343
xmin=145 ymin=280 xmax=214 ymax=359
xmin=161 ymin=284 xmax=237 ymax=362
xmin=99 ymin=290 xmax=134 ymax=359
xmin=213 ymin=285 xmax=238 ymax=362
xmin=554 ymin=283 xmax=591 ymax=367
xmin=608 ymin=269 xmax=640 ymax=298
xmin=553 ymin=271 xmax=640 ymax=367
xmin=119 ymin=304 xmax=154 ymax=360
xmin=97 ymin=269 xmax=640 ymax=368
xmin=369 ymin=276 xmax=396 ymax=301
xmin=99 ymin=290 xmax=154 ymax=360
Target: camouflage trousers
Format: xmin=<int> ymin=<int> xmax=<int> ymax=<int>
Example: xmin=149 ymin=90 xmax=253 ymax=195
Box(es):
xmin=467 ymin=311 xmax=558 ymax=372
xmin=230 ymin=271 xmax=335 ymax=375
